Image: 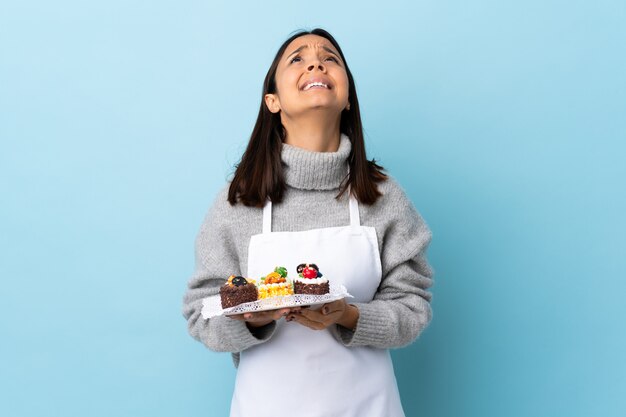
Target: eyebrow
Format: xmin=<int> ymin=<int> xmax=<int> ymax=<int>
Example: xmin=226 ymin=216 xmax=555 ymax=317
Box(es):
xmin=286 ymin=45 xmax=341 ymax=61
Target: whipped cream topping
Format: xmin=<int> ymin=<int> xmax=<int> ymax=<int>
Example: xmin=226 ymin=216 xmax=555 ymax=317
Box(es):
xmin=294 ymin=277 xmax=328 ymax=284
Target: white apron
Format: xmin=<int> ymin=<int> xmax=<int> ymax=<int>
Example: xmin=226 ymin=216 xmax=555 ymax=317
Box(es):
xmin=229 ymin=192 xmax=406 ymax=417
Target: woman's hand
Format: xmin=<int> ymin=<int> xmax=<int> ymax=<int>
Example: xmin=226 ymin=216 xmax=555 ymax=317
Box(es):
xmin=229 ymin=307 xmax=300 ymax=328
xmin=287 ymin=299 xmax=359 ymax=331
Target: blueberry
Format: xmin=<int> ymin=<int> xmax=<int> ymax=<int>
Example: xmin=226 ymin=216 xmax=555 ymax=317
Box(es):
xmin=232 ymin=276 xmax=248 ymax=286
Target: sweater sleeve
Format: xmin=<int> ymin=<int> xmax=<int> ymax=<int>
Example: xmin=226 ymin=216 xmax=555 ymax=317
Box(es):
xmin=181 ymin=187 xmax=277 ymax=353
xmin=334 ymin=179 xmax=434 ymax=348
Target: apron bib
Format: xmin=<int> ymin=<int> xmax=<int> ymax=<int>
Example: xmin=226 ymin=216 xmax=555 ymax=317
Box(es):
xmin=230 ymin=192 xmax=405 ymax=417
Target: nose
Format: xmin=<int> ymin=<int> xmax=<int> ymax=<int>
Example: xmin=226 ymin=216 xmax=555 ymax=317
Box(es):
xmin=307 ymin=60 xmax=325 ymax=72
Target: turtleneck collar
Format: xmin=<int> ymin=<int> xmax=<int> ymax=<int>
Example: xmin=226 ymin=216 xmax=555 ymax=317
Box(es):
xmin=281 ymin=132 xmax=351 ymax=190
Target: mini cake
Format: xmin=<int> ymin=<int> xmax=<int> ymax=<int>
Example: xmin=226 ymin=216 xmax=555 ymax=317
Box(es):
xmin=219 ymin=275 xmax=258 ymax=309
xmin=294 ymin=263 xmax=329 ymax=295
xmin=257 ymin=266 xmax=294 ymax=299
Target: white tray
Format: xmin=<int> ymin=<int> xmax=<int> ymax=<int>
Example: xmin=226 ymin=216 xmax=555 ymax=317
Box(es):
xmin=201 ymin=284 xmax=352 ymax=319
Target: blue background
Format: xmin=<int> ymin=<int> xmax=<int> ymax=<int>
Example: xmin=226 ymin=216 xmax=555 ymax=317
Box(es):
xmin=1 ymin=1 xmax=625 ymax=416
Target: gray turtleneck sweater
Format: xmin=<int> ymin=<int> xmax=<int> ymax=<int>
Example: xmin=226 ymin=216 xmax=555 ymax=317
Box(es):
xmin=182 ymin=133 xmax=434 ymax=367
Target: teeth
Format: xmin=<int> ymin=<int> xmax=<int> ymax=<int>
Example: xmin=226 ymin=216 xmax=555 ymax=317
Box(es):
xmin=304 ymin=82 xmax=328 ymax=91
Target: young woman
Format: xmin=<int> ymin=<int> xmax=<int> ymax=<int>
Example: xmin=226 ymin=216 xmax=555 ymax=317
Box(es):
xmin=182 ymin=28 xmax=434 ymax=417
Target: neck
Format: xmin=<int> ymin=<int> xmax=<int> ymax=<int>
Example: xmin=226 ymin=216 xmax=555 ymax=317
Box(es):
xmin=281 ymin=111 xmax=342 ymax=152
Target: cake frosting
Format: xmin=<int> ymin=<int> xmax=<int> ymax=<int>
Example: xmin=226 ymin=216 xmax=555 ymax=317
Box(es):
xmin=293 ymin=276 xmax=328 ymax=285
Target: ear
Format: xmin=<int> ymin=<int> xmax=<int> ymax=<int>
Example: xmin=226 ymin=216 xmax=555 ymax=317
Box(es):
xmin=264 ymin=93 xmax=281 ymax=113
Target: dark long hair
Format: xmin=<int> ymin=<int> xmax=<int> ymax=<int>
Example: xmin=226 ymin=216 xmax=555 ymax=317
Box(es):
xmin=228 ymin=28 xmax=387 ymax=207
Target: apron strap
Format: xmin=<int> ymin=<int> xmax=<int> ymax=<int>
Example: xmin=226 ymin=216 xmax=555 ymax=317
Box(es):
xmin=349 ymin=192 xmax=360 ymax=227
xmin=262 ymin=199 xmax=272 ymax=234
xmin=348 ymin=184 xmax=361 ymax=232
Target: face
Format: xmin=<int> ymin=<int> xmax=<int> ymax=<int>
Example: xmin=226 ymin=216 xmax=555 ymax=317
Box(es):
xmin=265 ymin=34 xmax=350 ymax=118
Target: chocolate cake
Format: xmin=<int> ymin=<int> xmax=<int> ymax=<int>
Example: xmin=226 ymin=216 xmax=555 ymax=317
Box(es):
xmin=220 ymin=275 xmax=258 ymax=309
xmin=294 ymin=280 xmax=330 ymax=295
xmin=293 ymin=263 xmax=330 ymax=295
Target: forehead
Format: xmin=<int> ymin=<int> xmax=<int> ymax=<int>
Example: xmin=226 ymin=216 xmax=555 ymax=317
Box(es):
xmin=282 ymin=35 xmax=338 ymax=56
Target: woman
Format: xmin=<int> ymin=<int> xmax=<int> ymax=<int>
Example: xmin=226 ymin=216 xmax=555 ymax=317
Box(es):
xmin=182 ymin=28 xmax=434 ymax=417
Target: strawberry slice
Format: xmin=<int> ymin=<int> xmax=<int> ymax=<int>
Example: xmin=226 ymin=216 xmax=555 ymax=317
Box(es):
xmin=302 ymin=267 xmax=317 ymax=279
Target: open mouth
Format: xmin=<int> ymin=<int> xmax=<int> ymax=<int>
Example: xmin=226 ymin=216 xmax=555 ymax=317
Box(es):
xmin=302 ymin=81 xmax=331 ymax=91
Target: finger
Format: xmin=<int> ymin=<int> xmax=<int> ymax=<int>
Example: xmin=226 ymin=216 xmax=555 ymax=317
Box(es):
xmin=270 ymin=309 xmax=291 ymax=320
xmin=243 ymin=311 xmax=274 ymax=322
xmin=322 ymin=299 xmax=345 ymax=315
xmin=298 ymin=308 xmax=325 ymax=321
xmin=231 ymin=308 xmax=291 ymax=322
xmin=297 ymin=308 xmax=342 ymax=327
xmin=322 ymin=305 xmax=343 ymax=315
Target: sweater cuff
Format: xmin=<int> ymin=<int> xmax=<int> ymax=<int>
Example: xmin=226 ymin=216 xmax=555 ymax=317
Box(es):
xmin=335 ymin=302 xmax=390 ymax=347
xmin=214 ymin=315 xmax=276 ymax=350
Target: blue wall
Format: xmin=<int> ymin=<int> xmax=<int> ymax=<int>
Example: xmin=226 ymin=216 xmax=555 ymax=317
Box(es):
xmin=1 ymin=1 xmax=624 ymax=416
